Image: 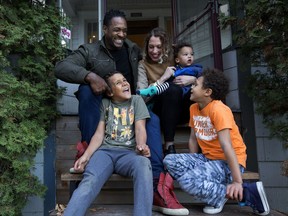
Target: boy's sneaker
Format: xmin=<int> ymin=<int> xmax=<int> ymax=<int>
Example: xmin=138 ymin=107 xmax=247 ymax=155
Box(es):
xmin=203 ymin=198 xmax=228 ymax=214
xmin=153 ymin=191 xmax=189 ymax=215
xmin=241 ymin=181 xmax=270 ymax=215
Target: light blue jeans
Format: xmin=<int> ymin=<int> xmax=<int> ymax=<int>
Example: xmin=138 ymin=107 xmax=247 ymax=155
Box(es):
xmin=64 ymin=148 xmax=153 ymax=216
xmin=164 ymin=153 xmax=244 ymax=208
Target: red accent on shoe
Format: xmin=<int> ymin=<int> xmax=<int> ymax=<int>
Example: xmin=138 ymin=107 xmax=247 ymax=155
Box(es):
xmin=75 ymin=141 xmax=88 ymax=161
xmin=69 ymin=141 xmax=88 ymax=174
xmin=153 ymin=172 xmax=189 ymax=215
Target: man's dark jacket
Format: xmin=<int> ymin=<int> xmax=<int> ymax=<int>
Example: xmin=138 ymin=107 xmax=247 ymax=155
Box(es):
xmin=55 ymin=37 xmax=142 ymax=91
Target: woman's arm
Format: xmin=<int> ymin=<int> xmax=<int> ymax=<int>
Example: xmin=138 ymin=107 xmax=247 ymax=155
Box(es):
xmin=137 ymin=63 xmax=149 ymax=90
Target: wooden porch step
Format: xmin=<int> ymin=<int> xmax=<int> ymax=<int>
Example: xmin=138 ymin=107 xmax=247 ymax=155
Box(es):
xmin=61 ymin=171 xmax=259 ymax=183
xmin=60 ymin=171 xmax=260 ymax=205
xmin=56 ymin=114 xmax=251 ymax=205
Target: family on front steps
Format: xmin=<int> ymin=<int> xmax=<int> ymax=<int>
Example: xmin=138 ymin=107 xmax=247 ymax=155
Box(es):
xmin=55 ymin=9 xmax=270 ymax=216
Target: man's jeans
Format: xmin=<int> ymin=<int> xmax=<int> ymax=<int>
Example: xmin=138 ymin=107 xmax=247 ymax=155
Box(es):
xmin=64 ymin=148 xmax=153 ymax=216
xmin=76 ymin=84 xmax=164 ymax=179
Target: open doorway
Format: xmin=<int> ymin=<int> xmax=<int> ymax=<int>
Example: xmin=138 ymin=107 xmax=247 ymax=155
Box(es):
xmin=127 ymin=20 xmax=158 ymax=49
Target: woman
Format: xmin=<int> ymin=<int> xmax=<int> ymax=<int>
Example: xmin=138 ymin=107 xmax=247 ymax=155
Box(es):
xmin=137 ymin=27 xmax=196 ymax=155
xmin=137 ymin=28 xmax=189 ymax=216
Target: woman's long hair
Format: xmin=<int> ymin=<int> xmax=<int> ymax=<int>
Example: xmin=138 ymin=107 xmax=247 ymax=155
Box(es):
xmin=143 ymin=27 xmax=172 ymax=64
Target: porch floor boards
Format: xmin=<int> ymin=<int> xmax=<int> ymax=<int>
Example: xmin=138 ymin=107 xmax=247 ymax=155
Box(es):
xmin=50 ymin=204 xmax=287 ymax=216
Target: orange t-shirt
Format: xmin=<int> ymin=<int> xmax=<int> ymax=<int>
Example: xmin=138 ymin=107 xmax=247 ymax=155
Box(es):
xmin=189 ymin=100 xmax=247 ymax=168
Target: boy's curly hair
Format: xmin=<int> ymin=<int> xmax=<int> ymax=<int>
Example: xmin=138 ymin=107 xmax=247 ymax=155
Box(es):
xmin=202 ymin=68 xmax=229 ymax=101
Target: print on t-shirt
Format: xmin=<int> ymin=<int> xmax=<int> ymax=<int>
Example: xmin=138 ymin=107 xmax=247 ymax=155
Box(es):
xmin=110 ymin=106 xmax=134 ymax=144
xmin=193 ymin=115 xmax=217 ymax=141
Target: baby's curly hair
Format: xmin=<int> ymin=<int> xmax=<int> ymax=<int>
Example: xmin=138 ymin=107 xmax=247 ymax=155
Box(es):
xmin=202 ymin=68 xmax=229 ymax=101
xmin=172 ymin=40 xmax=193 ymax=61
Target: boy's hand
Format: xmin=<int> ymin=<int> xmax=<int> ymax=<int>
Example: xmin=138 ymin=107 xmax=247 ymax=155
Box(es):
xmin=226 ymin=181 xmax=243 ymax=201
xmin=74 ymin=155 xmax=89 ymax=172
xmin=136 ymin=144 xmax=151 ymax=157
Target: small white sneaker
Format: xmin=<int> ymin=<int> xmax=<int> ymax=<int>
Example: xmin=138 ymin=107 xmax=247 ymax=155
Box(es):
xmin=69 ymin=167 xmax=83 ymax=174
xmin=203 ymin=198 xmax=228 ymax=214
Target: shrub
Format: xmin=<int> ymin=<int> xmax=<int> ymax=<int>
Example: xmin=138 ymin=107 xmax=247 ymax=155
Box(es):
xmin=0 ymin=0 xmax=67 ymax=215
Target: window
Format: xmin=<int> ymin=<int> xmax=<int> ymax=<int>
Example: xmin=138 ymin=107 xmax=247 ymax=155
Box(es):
xmin=87 ymin=22 xmax=98 ymax=43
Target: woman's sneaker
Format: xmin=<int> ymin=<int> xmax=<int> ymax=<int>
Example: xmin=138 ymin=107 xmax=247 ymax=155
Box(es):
xmin=203 ymin=198 xmax=228 ymax=214
xmin=241 ymin=181 xmax=270 ymax=215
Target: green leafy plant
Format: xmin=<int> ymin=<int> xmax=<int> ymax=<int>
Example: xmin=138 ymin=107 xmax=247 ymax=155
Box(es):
xmin=220 ymin=0 xmax=288 ymax=176
xmin=0 ymin=0 xmax=68 ymax=215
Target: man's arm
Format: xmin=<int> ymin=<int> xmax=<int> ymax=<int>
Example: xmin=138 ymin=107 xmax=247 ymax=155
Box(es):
xmin=218 ymin=129 xmax=243 ymax=201
xmin=55 ymin=45 xmax=91 ymax=83
xmin=135 ymin=119 xmax=150 ymax=157
xmin=55 ymin=45 xmax=109 ymax=95
xmin=188 ymin=128 xmax=199 ymax=153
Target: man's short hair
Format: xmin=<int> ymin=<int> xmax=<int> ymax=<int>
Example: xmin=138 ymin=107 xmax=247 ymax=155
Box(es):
xmin=103 ymin=9 xmax=126 ymax=27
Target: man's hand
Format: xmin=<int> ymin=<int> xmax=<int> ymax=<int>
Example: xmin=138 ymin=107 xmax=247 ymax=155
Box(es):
xmin=226 ymin=181 xmax=243 ymax=201
xmin=85 ymin=72 xmax=110 ymax=95
xmin=136 ymin=144 xmax=151 ymax=157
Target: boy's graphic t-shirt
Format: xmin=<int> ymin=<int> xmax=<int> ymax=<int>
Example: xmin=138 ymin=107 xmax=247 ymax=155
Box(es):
xmin=100 ymin=95 xmax=150 ymax=150
xmin=189 ymin=100 xmax=247 ymax=168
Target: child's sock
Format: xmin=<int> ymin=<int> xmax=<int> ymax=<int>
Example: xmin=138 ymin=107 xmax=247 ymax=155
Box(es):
xmin=137 ymin=82 xmax=169 ymax=97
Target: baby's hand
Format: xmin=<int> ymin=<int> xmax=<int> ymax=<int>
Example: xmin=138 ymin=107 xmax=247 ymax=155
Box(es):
xmin=136 ymin=144 xmax=151 ymax=157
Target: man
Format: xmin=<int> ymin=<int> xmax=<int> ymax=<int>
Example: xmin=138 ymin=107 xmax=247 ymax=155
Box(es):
xmin=55 ymin=9 xmax=188 ymax=215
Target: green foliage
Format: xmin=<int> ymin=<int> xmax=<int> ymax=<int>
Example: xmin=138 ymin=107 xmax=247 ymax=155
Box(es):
xmin=221 ymin=0 xmax=288 ymax=144
xmin=0 ymin=0 xmax=68 ymax=215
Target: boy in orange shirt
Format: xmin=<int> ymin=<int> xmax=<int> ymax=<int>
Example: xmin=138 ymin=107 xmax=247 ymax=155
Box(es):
xmin=163 ymin=68 xmax=270 ymax=215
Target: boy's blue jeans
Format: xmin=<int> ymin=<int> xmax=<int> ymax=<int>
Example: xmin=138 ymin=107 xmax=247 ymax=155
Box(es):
xmin=64 ymin=148 xmax=153 ymax=216
xmin=76 ymin=84 xmax=164 ymax=179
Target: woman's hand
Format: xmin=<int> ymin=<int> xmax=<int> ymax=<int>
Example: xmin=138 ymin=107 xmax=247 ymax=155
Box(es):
xmin=158 ymin=66 xmax=176 ymax=83
xmin=173 ymin=75 xmax=196 ymax=87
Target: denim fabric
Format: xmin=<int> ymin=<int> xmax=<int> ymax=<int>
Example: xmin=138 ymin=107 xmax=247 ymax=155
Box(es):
xmin=76 ymin=85 xmax=164 ymax=179
xmin=164 ymin=153 xmax=244 ymax=208
xmin=146 ymin=110 xmax=165 ymax=179
xmin=64 ymin=148 xmax=153 ymax=216
xmin=76 ymin=84 xmax=102 ymax=144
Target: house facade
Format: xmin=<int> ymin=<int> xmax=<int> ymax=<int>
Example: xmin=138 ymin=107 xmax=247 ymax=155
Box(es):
xmin=22 ymin=0 xmax=288 ymax=215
